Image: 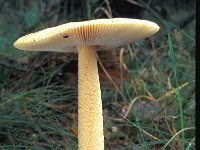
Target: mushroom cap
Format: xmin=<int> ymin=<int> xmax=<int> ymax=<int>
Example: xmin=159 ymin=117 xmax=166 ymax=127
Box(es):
xmin=14 ymin=18 xmax=159 ymax=52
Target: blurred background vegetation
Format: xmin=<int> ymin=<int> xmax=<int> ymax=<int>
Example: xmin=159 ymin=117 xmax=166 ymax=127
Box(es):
xmin=0 ymin=0 xmax=195 ymax=149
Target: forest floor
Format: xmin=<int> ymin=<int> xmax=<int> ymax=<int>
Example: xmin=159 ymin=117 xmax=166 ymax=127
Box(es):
xmin=0 ymin=0 xmax=195 ymax=149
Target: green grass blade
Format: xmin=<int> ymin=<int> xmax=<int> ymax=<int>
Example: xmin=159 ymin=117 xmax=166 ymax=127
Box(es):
xmin=87 ymin=0 xmax=92 ymax=20
xmin=168 ymin=33 xmax=185 ymax=149
xmin=186 ymin=137 xmax=195 ymax=150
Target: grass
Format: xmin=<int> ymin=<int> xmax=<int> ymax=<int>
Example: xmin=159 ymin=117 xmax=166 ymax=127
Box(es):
xmin=0 ymin=0 xmax=195 ymax=149
xmin=168 ymin=33 xmax=185 ymax=149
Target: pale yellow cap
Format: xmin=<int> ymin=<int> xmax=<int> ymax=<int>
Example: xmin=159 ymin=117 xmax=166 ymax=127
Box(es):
xmin=14 ymin=18 xmax=159 ymax=52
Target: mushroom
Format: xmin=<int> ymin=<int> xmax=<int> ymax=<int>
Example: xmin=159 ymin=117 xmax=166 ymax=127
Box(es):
xmin=14 ymin=18 xmax=159 ymax=150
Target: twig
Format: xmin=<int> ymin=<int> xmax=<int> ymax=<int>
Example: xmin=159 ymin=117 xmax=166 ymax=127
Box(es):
xmin=97 ymin=54 xmax=121 ymax=93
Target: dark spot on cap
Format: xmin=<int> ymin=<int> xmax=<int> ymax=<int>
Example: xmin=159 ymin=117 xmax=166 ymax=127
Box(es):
xmin=63 ymin=34 xmax=69 ymax=38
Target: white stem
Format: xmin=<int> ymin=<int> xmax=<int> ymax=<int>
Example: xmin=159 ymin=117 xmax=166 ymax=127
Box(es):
xmin=77 ymin=46 xmax=104 ymax=150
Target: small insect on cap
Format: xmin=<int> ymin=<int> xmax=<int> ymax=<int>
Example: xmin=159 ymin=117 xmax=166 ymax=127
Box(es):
xmin=14 ymin=18 xmax=159 ymax=52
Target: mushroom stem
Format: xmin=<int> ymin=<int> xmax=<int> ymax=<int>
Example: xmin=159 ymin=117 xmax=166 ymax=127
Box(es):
xmin=77 ymin=46 xmax=104 ymax=150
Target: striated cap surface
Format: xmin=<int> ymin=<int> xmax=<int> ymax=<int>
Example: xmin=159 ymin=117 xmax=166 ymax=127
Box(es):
xmin=14 ymin=18 xmax=159 ymax=52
